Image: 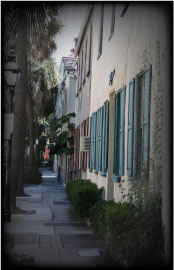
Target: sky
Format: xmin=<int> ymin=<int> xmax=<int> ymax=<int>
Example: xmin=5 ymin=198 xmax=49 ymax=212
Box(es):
xmin=51 ymin=3 xmax=88 ymax=69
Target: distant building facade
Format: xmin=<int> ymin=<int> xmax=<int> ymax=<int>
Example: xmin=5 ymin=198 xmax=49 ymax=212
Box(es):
xmin=54 ymin=55 xmax=77 ymax=185
xmin=73 ymin=6 xmax=93 ymax=180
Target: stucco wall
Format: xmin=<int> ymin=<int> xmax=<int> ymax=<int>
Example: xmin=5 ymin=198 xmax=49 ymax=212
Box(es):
xmin=86 ymin=4 xmax=171 ymax=203
xmin=75 ymin=17 xmax=92 ymax=128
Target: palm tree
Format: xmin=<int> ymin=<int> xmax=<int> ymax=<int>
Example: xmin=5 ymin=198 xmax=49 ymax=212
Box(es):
xmin=2 ymin=2 xmax=63 ymax=210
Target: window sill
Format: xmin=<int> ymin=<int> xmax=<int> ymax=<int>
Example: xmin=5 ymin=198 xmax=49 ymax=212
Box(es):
xmin=112 ymin=175 xmax=121 ymax=183
xmin=100 ymin=172 xmax=107 ymax=177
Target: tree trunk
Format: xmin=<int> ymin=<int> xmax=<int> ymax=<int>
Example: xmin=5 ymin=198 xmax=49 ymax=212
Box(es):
xmin=27 ymin=93 xmax=34 ymax=167
xmin=35 ymin=115 xmax=39 ymax=167
xmin=10 ymin=18 xmax=27 ymax=210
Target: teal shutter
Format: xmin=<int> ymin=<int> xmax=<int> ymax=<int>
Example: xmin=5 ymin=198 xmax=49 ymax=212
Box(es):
xmin=135 ymin=78 xmax=142 ymax=176
xmin=94 ymin=112 xmax=97 ymax=169
xmin=104 ymin=101 xmax=109 ymax=173
xmin=99 ymin=106 xmax=104 ymax=171
xmin=88 ymin=116 xmax=92 ymax=169
xmin=91 ymin=113 xmax=95 ymax=170
xmin=127 ymin=78 xmax=135 ymax=176
xmin=113 ymin=94 xmax=120 ymax=175
xmin=97 ymin=109 xmax=100 ymax=171
xmin=93 ymin=112 xmax=97 ymax=170
xmin=119 ymin=86 xmax=126 ymax=176
xmin=97 ymin=107 xmax=103 ymax=172
xmin=142 ymin=66 xmax=150 ymax=173
xmin=135 ymin=66 xmax=151 ymax=177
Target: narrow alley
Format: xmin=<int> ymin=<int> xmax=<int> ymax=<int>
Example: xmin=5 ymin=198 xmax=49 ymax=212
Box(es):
xmin=2 ymin=3 xmax=172 ymax=269
xmin=4 ymin=168 xmax=115 ymax=268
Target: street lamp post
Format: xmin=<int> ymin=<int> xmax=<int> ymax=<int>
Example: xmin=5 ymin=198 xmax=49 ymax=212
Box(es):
xmin=3 ymin=48 xmax=21 ymax=222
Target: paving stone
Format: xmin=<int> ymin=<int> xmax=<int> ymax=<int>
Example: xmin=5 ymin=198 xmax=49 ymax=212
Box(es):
xmin=5 ymin=233 xmax=36 ymax=244
xmin=60 ymin=234 xmax=103 ymax=249
xmin=53 ymin=201 xmax=71 ymax=205
xmin=39 ymin=235 xmax=51 ymax=243
xmin=78 ymin=249 xmax=101 ymax=256
xmin=54 ymin=226 xmax=93 ymax=234
xmin=4 ymin=169 xmax=115 ymax=268
xmin=35 ymin=247 xmax=61 ymax=267
xmin=6 ymin=253 xmax=36 ymax=267
xmin=51 ymin=235 xmax=63 ymax=248
xmin=45 ymin=222 xmax=86 ymax=227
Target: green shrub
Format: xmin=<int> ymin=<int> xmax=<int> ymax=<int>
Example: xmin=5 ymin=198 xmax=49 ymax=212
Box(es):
xmin=24 ymin=167 xmax=42 ymax=184
xmin=65 ymin=179 xmax=103 ymax=218
xmin=89 ymin=199 xmax=164 ymax=267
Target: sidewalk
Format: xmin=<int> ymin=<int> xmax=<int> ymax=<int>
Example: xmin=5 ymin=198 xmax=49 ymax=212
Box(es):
xmin=3 ymin=168 xmax=115 ymax=268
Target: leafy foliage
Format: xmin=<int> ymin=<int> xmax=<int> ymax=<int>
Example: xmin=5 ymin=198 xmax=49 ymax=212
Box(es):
xmin=47 ymin=112 xmax=76 ymax=156
xmin=65 ymin=179 xmax=104 ymax=218
xmin=89 ymin=198 xmax=164 ymax=267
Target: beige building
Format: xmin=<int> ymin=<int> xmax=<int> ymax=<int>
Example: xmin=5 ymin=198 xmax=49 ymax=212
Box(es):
xmin=53 ymin=55 xmax=77 ymax=185
xmin=73 ymin=6 xmax=93 ymax=180
xmin=75 ymin=3 xmax=171 ymax=265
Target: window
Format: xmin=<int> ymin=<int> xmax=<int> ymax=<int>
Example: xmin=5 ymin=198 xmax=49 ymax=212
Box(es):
xmin=126 ymin=66 xmax=151 ymax=181
xmin=108 ymin=4 xmax=115 ymax=41
xmin=112 ymin=86 xmax=126 ymax=182
xmin=88 ymin=102 xmax=109 ymax=176
xmin=91 ymin=111 xmax=97 ymax=170
xmin=80 ymin=50 xmax=83 ymax=88
xmin=135 ymin=66 xmax=151 ymax=178
xmin=127 ymin=78 xmax=135 ymax=177
xmin=97 ymin=5 xmax=104 ymax=59
xmin=100 ymin=100 xmax=109 ymax=177
xmin=82 ymin=118 xmax=89 ymax=172
xmin=88 ymin=116 xmax=92 ymax=170
xmin=96 ymin=106 xmax=104 ymax=172
xmin=83 ymin=38 xmax=88 ymax=82
xmin=86 ymin=25 xmax=92 ymax=77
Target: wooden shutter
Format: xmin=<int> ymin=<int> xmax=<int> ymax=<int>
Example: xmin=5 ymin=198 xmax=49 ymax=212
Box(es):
xmin=97 ymin=107 xmax=103 ymax=172
xmin=119 ymin=86 xmax=126 ymax=176
xmin=113 ymin=94 xmax=120 ymax=175
xmin=99 ymin=106 xmax=104 ymax=171
xmin=84 ymin=117 xmax=89 ymax=171
xmin=75 ymin=126 xmax=80 ymax=177
xmin=127 ymin=78 xmax=135 ymax=176
xmin=135 ymin=66 xmax=151 ymax=176
xmin=91 ymin=112 xmax=97 ymax=170
xmin=94 ymin=112 xmax=97 ymax=170
xmin=104 ymin=100 xmax=109 ymax=173
xmin=142 ymin=66 xmax=150 ymax=173
xmin=82 ymin=120 xmax=86 ymax=171
xmin=97 ymin=109 xmax=100 ymax=171
xmin=88 ymin=116 xmax=92 ymax=169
